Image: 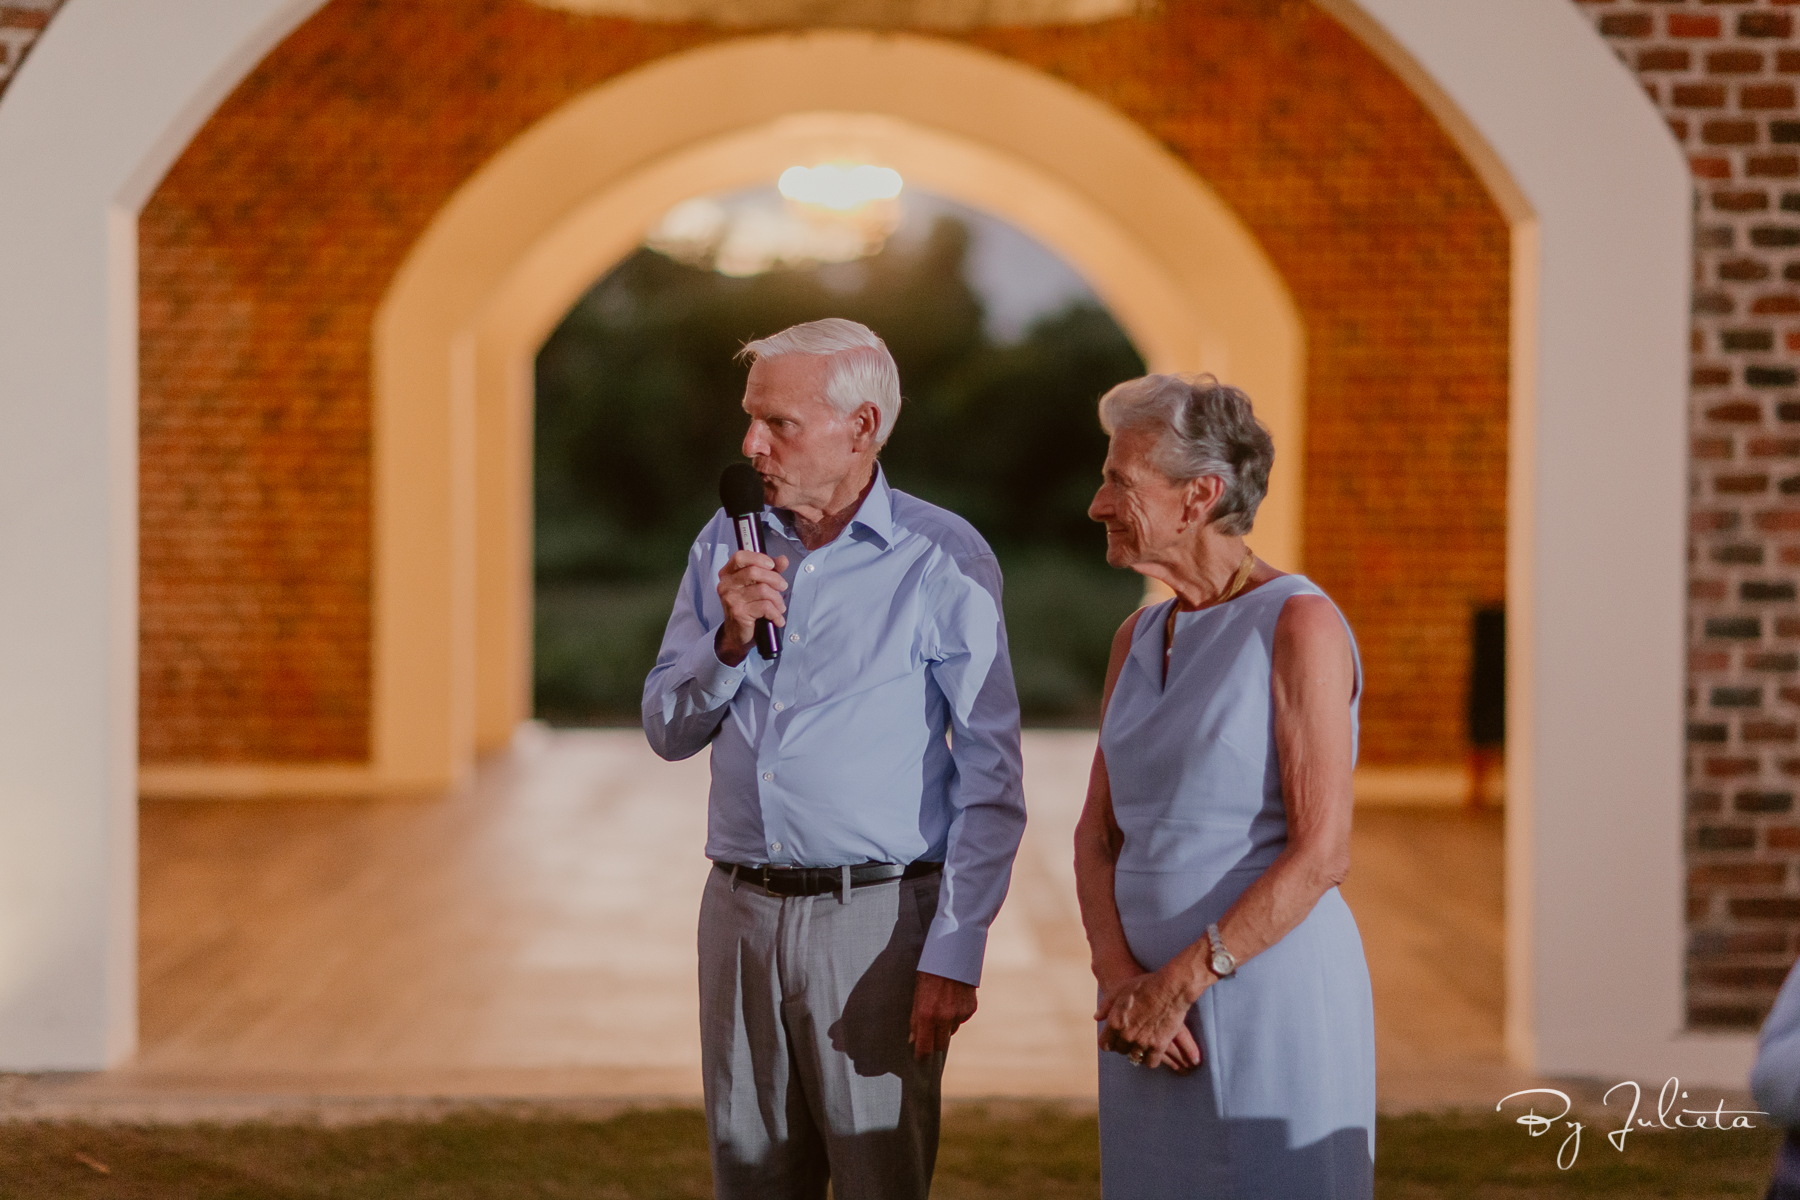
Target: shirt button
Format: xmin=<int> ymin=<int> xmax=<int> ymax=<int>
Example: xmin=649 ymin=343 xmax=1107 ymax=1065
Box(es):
xmin=773 ymin=701 xmax=784 ymax=711
xmin=789 ymin=633 xmax=799 ymax=643
xmin=762 ymin=772 xmax=774 ymax=781
xmin=770 ymin=842 xmax=783 ymax=853
xmin=803 ymin=563 xmax=815 ymax=573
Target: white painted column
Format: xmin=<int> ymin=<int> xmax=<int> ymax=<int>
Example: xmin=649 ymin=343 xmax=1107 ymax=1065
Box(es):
xmin=1332 ymin=0 xmax=1745 ymax=1082
xmin=0 ymin=0 xmax=324 ymax=1069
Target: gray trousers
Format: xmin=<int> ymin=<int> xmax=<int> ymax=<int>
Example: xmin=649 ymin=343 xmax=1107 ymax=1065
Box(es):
xmin=698 ymin=865 xmax=946 ymax=1200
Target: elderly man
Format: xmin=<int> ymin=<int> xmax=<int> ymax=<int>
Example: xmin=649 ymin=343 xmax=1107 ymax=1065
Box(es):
xmin=643 ymin=317 xmax=1026 ymax=1200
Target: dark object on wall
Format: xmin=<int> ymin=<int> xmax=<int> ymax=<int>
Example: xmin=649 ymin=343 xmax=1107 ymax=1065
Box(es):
xmin=1468 ymin=607 xmax=1505 ymax=747
xmin=1466 ymin=606 xmax=1505 ymax=810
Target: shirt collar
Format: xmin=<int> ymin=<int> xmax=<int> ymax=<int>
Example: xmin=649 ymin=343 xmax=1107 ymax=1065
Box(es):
xmin=761 ymin=464 xmax=894 ymax=551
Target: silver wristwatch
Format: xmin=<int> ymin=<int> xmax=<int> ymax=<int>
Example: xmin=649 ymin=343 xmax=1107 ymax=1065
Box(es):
xmin=1207 ymin=922 xmax=1237 ymax=979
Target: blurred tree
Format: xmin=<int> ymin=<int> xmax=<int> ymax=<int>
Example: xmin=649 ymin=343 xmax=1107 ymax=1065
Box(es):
xmin=533 ymin=213 xmax=1147 ymax=723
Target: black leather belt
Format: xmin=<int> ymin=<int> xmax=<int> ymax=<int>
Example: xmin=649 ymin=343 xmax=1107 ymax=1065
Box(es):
xmin=714 ymin=859 xmax=943 ymax=897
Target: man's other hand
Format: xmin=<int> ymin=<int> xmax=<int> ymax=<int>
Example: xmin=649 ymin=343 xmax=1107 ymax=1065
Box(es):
xmin=909 ymin=971 xmax=977 ymax=1058
xmin=715 ymin=550 xmax=790 ymax=666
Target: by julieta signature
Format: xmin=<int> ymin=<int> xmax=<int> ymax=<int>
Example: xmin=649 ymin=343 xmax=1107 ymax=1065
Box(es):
xmin=1496 ymin=1078 xmax=1768 ymax=1169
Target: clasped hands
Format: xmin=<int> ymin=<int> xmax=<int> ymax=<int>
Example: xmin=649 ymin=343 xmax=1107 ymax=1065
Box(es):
xmin=1096 ymin=964 xmax=1204 ymax=1073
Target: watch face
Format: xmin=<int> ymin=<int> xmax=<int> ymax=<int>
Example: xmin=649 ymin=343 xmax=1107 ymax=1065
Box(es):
xmin=1211 ymin=950 xmax=1232 ymax=976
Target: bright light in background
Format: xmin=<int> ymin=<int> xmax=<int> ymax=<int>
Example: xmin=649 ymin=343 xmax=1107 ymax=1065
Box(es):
xmin=646 ymin=165 xmax=906 ymax=277
xmin=639 ymin=179 xmax=1097 ymax=341
xmin=777 ymin=163 xmax=904 ymax=211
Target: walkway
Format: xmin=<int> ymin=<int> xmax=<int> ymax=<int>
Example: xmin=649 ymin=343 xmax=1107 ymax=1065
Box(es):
xmin=6 ymin=730 xmax=1520 ymax=1119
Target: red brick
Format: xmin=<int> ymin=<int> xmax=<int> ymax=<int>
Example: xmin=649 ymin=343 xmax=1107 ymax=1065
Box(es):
xmin=1746 ymin=721 xmax=1800 ymax=743
xmin=1712 ymin=48 xmax=1768 ymax=75
xmin=1694 ymin=156 xmax=1735 ymax=179
xmin=1741 ymin=12 xmax=1795 ymax=38
xmin=1691 ymin=863 xmax=1787 ymax=887
xmin=1708 ymin=400 xmax=1765 ymax=423
xmin=1745 ymin=85 xmax=1800 ymax=111
xmin=1672 ymin=14 xmax=1725 ymax=37
xmin=1750 ymin=437 xmax=1800 ymax=457
xmin=1781 ymin=49 xmax=1800 ymax=74
xmin=1641 ymin=47 xmax=1692 ymax=71
xmin=1697 ymin=436 xmax=1736 ymax=459
xmin=1758 ymin=511 xmax=1800 ymax=531
xmin=1722 ymin=258 xmax=1773 ymax=281
xmin=1704 ymin=120 xmax=1761 ymax=145
xmin=1753 ymin=294 xmax=1800 ymax=314
xmin=1679 ymin=83 xmax=1730 ymax=109
xmin=1707 ymin=757 xmax=1763 ymax=778
xmin=1603 ymin=12 xmax=1656 ymax=37
xmin=1749 ymin=155 xmax=1800 ymax=179
xmin=1718 ymin=473 xmax=1772 ymax=494
xmin=1715 ymin=189 xmax=1769 ymax=211
xmin=0 ymin=8 xmax=51 ymax=31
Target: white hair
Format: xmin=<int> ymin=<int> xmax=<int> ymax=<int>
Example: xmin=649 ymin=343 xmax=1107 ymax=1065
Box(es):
xmin=1097 ymin=373 xmax=1274 ymax=537
xmin=738 ymin=318 xmax=903 ymax=445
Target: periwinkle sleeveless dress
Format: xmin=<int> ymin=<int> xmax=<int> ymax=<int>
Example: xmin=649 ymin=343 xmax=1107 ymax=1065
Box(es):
xmin=1097 ymin=575 xmax=1375 ymax=1200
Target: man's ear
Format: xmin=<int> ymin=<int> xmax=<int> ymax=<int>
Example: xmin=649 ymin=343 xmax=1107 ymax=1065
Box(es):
xmin=850 ymin=403 xmax=881 ymax=452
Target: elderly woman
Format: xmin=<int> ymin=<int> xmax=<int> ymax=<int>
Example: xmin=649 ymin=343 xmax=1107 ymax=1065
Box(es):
xmin=1075 ymin=374 xmax=1375 ymax=1199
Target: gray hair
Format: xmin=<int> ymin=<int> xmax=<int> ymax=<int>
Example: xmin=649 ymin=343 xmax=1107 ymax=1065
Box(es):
xmin=1097 ymin=373 xmax=1274 ymax=537
xmin=738 ymin=318 xmax=903 ymax=445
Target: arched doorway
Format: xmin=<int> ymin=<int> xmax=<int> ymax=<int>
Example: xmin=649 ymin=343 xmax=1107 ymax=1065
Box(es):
xmin=368 ymin=39 xmax=1303 ymax=781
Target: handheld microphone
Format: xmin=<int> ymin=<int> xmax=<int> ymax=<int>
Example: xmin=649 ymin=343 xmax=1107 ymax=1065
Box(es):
xmin=718 ymin=463 xmax=781 ymax=662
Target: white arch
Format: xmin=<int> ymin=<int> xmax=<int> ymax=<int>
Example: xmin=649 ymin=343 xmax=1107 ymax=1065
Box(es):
xmin=0 ymin=0 xmax=1708 ymax=1085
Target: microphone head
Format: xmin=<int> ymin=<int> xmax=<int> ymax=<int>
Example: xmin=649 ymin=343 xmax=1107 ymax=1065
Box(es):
xmin=719 ymin=463 xmax=768 ymax=518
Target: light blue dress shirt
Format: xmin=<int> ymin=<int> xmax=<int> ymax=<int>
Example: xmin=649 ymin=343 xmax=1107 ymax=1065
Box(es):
xmin=642 ymin=467 xmax=1026 ymax=985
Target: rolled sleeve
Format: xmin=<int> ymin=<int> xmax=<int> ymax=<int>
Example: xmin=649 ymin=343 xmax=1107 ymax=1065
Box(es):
xmin=917 ymin=550 xmax=1027 ymax=986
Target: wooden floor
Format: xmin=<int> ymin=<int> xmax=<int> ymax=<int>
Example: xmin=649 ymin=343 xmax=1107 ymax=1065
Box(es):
xmin=11 ymin=730 xmax=1526 ymax=1118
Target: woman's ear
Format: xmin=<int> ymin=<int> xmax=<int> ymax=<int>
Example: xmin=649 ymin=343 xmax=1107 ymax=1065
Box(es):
xmin=1180 ymin=475 xmax=1223 ymax=531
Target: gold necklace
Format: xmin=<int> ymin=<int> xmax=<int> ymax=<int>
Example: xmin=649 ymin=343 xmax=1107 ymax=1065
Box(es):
xmin=1164 ymin=550 xmax=1257 ymax=677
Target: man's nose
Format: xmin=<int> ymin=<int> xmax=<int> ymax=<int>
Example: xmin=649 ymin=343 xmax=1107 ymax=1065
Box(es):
xmin=1088 ymin=486 xmax=1111 ymax=522
xmin=743 ymin=421 xmax=766 ymax=460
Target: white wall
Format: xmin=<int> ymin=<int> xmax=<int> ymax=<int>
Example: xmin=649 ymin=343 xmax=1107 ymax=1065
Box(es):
xmin=0 ymin=0 xmax=1724 ymax=1081
xmin=0 ymin=0 xmax=328 ymax=1068
xmin=1321 ymin=0 xmax=1743 ymax=1082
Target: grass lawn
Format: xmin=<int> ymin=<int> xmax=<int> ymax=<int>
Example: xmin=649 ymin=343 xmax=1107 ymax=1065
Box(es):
xmin=0 ymin=1105 xmax=1782 ymax=1198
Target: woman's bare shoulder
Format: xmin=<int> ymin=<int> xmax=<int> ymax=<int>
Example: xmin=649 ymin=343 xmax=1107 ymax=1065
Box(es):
xmin=1272 ymin=592 xmax=1351 ymax=673
xmin=1112 ymin=605 xmax=1148 ymax=652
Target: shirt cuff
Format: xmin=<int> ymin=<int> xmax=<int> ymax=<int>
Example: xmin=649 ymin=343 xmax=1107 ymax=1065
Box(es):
xmin=917 ymin=920 xmax=987 ymax=988
xmin=678 ymin=627 xmax=749 ymax=702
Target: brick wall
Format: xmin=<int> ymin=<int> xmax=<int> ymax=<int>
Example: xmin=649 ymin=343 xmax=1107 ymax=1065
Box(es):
xmin=1577 ymin=0 xmax=1800 ymax=1028
xmin=138 ymin=0 xmax=1509 ymax=768
xmin=0 ymin=1 xmax=62 ymax=98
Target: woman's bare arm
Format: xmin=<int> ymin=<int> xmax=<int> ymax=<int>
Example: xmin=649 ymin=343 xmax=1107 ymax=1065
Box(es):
xmin=1096 ymin=593 xmax=1356 ymax=1067
xmin=1073 ymin=609 xmax=1145 ymax=993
